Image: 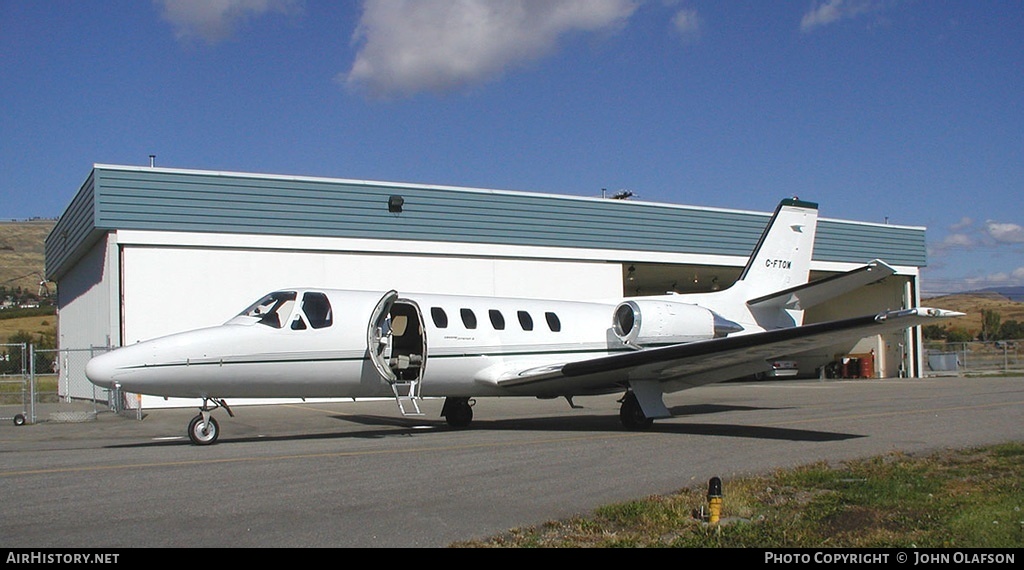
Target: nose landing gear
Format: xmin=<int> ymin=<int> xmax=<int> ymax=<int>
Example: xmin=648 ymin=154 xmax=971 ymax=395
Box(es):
xmin=188 ymin=398 xmax=233 ymax=445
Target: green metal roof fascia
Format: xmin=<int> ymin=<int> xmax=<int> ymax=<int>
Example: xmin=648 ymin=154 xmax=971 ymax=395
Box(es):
xmin=44 ymin=171 xmax=101 ymax=281
xmin=76 ymin=165 xmax=928 ymax=269
xmin=89 ymin=168 xmax=773 ymax=257
xmin=815 ymin=220 xmax=927 ymax=266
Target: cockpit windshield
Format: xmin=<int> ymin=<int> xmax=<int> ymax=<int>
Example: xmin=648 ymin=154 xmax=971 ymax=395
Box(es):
xmin=239 ymin=291 xmax=297 ymax=328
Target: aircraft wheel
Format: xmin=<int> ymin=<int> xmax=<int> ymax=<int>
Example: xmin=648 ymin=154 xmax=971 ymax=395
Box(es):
xmin=619 ymin=392 xmax=653 ymax=430
xmin=188 ymin=414 xmax=220 ymax=445
xmin=444 ymin=399 xmax=473 ymax=429
xmin=13 ymin=413 xmax=26 ymax=426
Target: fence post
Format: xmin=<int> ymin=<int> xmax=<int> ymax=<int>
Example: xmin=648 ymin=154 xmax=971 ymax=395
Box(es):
xmin=28 ymin=344 xmax=36 ymax=424
xmin=90 ymin=345 xmax=99 ymax=407
xmin=60 ymin=350 xmax=68 ymax=403
xmin=21 ymin=342 xmax=28 ymax=422
xmin=20 ymin=342 xmax=28 ymax=422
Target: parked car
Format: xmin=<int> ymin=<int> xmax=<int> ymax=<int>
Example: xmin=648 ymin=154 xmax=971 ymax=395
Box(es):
xmin=755 ymin=360 xmax=799 ymax=380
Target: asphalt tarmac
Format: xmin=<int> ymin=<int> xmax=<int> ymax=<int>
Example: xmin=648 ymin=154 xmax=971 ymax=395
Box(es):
xmin=1 ymin=375 xmax=1021 ymax=548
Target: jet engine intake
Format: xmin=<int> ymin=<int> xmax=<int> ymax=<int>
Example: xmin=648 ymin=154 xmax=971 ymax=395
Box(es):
xmin=613 ymin=300 xmax=743 ymax=347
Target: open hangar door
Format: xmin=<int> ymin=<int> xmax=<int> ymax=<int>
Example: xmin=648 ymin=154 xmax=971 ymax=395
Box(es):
xmin=800 ymin=273 xmax=914 ymax=379
xmin=621 ymin=262 xmax=743 ymax=296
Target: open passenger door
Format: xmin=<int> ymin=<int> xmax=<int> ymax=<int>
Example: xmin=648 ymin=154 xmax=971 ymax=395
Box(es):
xmin=366 ymin=290 xmax=427 ymax=416
xmin=367 ymin=290 xmax=399 ymax=382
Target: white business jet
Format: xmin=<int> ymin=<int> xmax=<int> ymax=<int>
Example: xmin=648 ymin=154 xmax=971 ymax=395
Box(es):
xmin=85 ymin=198 xmax=962 ymax=444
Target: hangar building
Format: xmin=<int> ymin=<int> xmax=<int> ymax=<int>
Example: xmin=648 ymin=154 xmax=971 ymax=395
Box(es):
xmin=46 ymin=164 xmax=929 ymax=407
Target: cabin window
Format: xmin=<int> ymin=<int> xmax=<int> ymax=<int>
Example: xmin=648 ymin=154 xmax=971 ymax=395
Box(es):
xmin=301 ymin=292 xmax=333 ymax=329
xmin=460 ymin=308 xmax=477 ymax=329
xmin=431 ymin=307 xmax=448 ymax=328
xmin=241 ymin=291 xmax=297 ymax=329
xmin=517 ymin=310 xmax=534 ymax=331
xmin=545 ymin=312 xmax=561 ymax=332
xmin=489 ymin=309 xmax=505 ymax=330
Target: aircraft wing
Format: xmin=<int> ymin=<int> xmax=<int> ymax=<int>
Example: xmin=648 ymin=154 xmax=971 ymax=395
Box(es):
xmin=494 ymin=307 xmax=963 ymax=396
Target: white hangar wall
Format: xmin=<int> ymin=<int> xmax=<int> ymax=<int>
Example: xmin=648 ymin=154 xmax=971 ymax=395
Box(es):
xmin=116 ymin=230 xmax=624 ymax=345
xmin=55 ymin=235 xmax=119 ymax=401
xmin=57 ymin=229 xmax=920 ymax=404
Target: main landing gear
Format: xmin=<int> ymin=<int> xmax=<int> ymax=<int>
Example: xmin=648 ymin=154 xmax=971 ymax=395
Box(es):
xmin=618 ymin=391 xmax=654 ymax=430
xmin=441 ymin=397 xmax=474 ymax=428
xmin=188 ymin=398 xmax=233 ymax=445
xmin=440 ymin=393 xmax=656 ymax=431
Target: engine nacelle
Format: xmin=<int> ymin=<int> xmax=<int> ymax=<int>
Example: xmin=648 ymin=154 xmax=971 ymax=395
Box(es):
xmin=612 ymin=300 xmax=743 ymax=347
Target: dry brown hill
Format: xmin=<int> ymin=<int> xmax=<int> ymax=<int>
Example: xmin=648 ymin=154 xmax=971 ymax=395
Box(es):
xmin=0 ymin=219 xmax=55 ymax=293
xmin=922 ymin=292 xmax=1024 ymax=335
xmin=0 ymin=314 xmax=56 ymax=345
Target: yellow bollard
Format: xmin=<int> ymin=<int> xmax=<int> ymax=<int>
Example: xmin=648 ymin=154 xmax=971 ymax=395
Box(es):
xmin=707 ymin=477 xmax=722 ymax=524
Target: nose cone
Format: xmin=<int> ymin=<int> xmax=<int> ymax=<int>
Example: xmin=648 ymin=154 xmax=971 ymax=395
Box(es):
xmin=84 ymin=350 xmax=119 ymax=389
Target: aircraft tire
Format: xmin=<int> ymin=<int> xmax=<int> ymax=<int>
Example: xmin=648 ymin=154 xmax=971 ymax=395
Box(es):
xmin=444 ymin=399 xmax=473 ymax=429
xmin=188 ymin=414 xmax=220 ymax=445
xmin=619 ymin=392 xmax=653 ymax=430
xmin=13 ymin=413 xmax=26 ymax=426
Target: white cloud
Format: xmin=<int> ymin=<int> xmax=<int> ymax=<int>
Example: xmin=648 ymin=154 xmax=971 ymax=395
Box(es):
xmin=156 ymin=0 xmax=300 ymax=43
xmin=345 ymin=0 xmax=639 ymax=98
xmin=949 ymin=216 xmax=973 ymax=232
xmin=939 ymin=233 xmax=976 ymax=249
xmin=671 ymin=8 xmax=701 ymax=43
xmin=800 ymin=0 xmax=880 ymax=33
xmin=953 ymin=266 xmax=1024 ymax=291
xmin=930 ymin=217 xmax=1024 ymax=254
xmin=984 ymin=220 xmax=1024 ymax=244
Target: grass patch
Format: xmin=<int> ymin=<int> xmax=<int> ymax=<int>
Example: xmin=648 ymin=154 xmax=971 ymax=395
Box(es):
xmin=0 ymin=314 xmax=56 ymax=345
xmin=453 ymin=443 xmax=1024 ymax=548
xmin=0 ymin=375 xmax=58 ymax=405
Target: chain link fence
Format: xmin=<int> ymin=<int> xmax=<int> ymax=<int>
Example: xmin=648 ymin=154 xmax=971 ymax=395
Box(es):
xmin=0 ymin=344 xmax=131 ymax=426
xmin=925 ymin=340 xmax=1022 ymax=376
xmin=1 ymin=342 xmax=29 ymax=425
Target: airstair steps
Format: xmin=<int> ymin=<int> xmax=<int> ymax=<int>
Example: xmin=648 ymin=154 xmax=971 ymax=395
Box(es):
xmin=390 ymin=380 xmax=424 ymax=416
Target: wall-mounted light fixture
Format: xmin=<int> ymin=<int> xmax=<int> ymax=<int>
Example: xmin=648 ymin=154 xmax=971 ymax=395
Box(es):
xmin=388 ymin=195 xmax=404 ymax=213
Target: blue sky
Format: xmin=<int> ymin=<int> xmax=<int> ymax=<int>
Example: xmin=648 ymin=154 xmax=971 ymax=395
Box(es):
xmin=2 ymin=0 xmax=1021 ymax=295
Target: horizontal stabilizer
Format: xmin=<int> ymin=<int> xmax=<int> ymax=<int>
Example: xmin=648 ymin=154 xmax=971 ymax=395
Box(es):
xmin=746 ymin=260 xmax=896 ymax=311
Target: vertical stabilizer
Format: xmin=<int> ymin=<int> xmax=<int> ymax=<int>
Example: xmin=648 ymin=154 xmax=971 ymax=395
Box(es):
xmin=735 ymin=198 xmax=818 ymax=302
xmin=639 ymin=197 xmax=820 ymax=332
